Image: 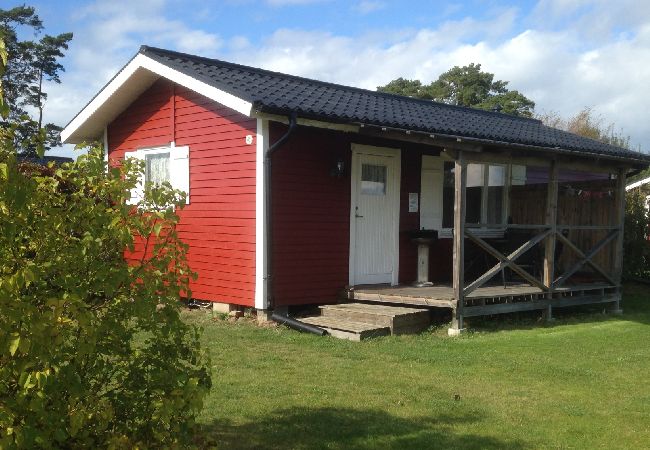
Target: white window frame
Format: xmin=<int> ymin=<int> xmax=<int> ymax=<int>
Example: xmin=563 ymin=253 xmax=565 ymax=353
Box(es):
xmin=124 ymin=142 xmax=190 ymax=205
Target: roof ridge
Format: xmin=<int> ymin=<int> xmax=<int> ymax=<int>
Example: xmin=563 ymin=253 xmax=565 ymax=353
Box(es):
xmin=139 ymin=45 xmax=542 ymax=125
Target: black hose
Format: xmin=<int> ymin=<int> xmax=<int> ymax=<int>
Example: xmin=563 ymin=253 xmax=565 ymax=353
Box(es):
xmin=271 ymin=313 xmax=328 ymax=336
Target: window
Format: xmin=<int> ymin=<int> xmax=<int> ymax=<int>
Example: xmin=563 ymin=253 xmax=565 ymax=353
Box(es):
xmin=421 ymin=157 xmax=529 ymax=236
xmin=145 ymin=152 xmax=170 ymax=186
xmin=361 ymin=164 xmax=387 ymax=195
xmin=124 ymin=144 xmax=190 ymax=205
xmin=442 ymin=162 xmax=508 ymax=228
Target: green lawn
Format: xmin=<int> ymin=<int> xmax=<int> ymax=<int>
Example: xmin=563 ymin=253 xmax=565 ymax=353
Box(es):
xmin=189 ymin=284 xmax=650 ymax=449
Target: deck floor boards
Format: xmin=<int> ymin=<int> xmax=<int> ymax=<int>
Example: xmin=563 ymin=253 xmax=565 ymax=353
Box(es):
xmin=351 ymin=283 xmax=615 ymax=308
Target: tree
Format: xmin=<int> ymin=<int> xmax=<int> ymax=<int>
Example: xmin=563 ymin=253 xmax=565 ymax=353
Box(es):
xmin=0 ymin=33 xmax=211 ymax=447
xmin=0 ymin=5 xmax=72 ymax=156
xmin=537 ymin=107 xmax=631 ymax=149
xmin=377 ymin=63 xmax=536 ymax=117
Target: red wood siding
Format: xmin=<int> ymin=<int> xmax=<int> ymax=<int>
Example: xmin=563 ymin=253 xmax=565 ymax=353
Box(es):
xmin=108 ymin=79 xmax=257 ymax=306
xmin=270 ymin=125 xmax=351 ymax=306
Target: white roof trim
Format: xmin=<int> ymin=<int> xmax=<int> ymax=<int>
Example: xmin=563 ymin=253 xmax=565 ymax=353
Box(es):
xmin=61 ymin=53 xmax=254 ymax=144
xmin=626 ymin=176 xmax=650 ymax=191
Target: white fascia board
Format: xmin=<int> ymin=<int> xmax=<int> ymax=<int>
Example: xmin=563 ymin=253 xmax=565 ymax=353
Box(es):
xmin=61 ymin=53 xmax=254 ymax=144
xmin=140 ymin=56 xmax=253 ymax=117
xmin=254 ymin=111 xmax=359 ymax=133
xmin=626 ymin=176 xmax=650 ymax=191
xmin=255 ymin=118 xmax=269 ymax=310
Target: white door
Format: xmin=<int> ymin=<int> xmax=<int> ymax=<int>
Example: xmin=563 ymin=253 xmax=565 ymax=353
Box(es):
xmin=349 ymin=145 xmax=401 ymax=285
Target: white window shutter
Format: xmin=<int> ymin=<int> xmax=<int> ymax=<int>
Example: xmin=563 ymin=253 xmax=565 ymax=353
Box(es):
xmin=420 ymin=155 xmax=444 ymax=230
xmin=124 ymin=150 xmax=144 ymax=205
xmin=170 ymin=145 xmax=190 ymax=204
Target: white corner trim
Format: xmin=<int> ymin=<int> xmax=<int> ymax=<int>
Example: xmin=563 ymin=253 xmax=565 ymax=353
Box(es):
xmin=61 ymin=53 xmax=254 ymax=144
xmin=255 ymin=118 xmax=269 ymax=310
xmin=103 ymin=126 xmax=109 ymax=163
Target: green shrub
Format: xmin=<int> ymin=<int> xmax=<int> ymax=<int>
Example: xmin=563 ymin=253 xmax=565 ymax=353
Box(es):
xmin=624 ymin=189 xmax=650 ymax=280
xmin=0 ymin=141 xmax=211 ymax=448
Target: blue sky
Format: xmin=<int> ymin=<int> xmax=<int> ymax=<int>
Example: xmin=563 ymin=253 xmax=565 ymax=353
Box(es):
xmin=21 ymin=0 xmax=650 ymax=157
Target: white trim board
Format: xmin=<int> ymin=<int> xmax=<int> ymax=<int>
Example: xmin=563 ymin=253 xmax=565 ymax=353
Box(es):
xmin=61 ymin=53 xmax=254 ymax=144
xmin=255 ymin=119 xmax=269 ymax=310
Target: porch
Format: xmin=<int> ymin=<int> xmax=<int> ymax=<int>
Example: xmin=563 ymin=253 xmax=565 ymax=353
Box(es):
xmin=346 ymin=136 xmax=631 ymax=334
xmin=349 ymin=282 xmax=620 ymax=318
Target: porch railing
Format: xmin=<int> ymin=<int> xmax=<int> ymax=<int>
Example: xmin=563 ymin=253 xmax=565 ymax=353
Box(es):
xmin=450 ymin=152 xmax=627 ymax=331
xmin=462 ymin=224 xmax=621 ymax=297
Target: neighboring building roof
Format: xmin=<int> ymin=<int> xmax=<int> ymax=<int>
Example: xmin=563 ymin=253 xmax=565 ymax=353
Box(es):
xmin=19 ymin=155 xmax=74 ymax=165
xmin=626 ymin=176 xmax=650 ymax=191
xmin=62 ymin=45 xmax=650 ymax=165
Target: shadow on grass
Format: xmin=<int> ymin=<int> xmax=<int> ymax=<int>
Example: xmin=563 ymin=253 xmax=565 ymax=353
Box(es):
xmin=194 ymin=407 xmax=526 ymax=449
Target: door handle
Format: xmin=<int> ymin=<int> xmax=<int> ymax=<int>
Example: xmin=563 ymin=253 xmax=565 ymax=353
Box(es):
xmin=355 ymin=213 xmax=364 ymax=218
xmin=355 ymin=207 xmax=363 ymax=218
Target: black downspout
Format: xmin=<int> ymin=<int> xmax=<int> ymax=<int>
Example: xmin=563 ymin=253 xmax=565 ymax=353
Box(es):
xmin=264 ymin=111 xmax=298 ymax=310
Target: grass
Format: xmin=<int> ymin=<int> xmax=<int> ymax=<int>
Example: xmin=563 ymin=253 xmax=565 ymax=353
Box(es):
xmin=187 ymin=284 xmax=650 ymax=449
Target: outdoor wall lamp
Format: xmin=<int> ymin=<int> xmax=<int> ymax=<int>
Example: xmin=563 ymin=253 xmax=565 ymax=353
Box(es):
xmin=331 ymin=157 xmax=346 ymax=178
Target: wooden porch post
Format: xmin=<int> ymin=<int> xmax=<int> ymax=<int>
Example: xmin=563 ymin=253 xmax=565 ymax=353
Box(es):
xmin=450 ymin=151 xmax=467 ymax=335
xmin=611 ymin=167 xmax=627 ymax=312
xmin=543 ymin=160 xmax=559 ymax=320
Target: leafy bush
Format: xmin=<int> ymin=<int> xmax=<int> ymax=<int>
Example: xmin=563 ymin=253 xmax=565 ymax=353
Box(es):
xmin=624 ymin=189 xmax=650 ymax=280
xmin=0 ymin=140 xmax=211 ymax=448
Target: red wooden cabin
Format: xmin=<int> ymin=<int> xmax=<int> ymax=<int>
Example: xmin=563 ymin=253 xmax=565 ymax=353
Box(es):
xmin=62 ymin=47 xmax=650 ymax=333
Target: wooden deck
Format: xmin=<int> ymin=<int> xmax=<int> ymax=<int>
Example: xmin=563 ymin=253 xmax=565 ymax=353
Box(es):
xmin=350 ymin=282 xmax=621 ymax=317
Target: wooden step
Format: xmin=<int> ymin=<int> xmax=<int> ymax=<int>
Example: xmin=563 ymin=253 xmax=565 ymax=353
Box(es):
xmin=300 ymin=316 xmax=390 ymax=341
xmin=318 ymin=303 xmax=430 ymax=335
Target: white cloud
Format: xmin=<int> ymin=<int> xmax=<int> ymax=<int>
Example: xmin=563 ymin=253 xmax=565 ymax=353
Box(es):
xmin=354 ymin=1 xmax=385 ymax=14
xmin=265 ymin=0 xmax=329 ymax=6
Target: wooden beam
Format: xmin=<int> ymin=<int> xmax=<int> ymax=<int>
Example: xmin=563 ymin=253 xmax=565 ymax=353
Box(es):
xmin=462 ymin=149 xmax=626 ymax=174
xmin=452 ymin=151 xmax=467 ymax=331
xmin=555 ymin=232 xmax=618 ymax=287
xmin=463 ymin=229 xmax=552 ymax=295
xmin=465 ymin=230 xmax=548 ymax=291
xmin=612 ymin=168 xmax=627 ymax=285
xmin=357 ymin=126 xmax=483 ymax=152
xmin=462 ymin=293 xmax=620 ymax=317
xmin=543 ymin=161 xmax=559 ymax=291
xmin=553 ymin=229 xmax=619 ymax=288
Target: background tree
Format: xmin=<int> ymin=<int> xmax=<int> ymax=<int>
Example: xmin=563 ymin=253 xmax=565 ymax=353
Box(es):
xmin=537 ymin=107 xmax=631 ymax=149
xmin=378 ymin=63 xmax=535 ymax=117
xmin=0 ymin=5 xmax=72 ymax=156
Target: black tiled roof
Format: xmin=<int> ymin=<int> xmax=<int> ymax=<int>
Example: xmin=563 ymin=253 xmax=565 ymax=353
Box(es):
xmin=140 ymin=46 xmax=649 ymax=164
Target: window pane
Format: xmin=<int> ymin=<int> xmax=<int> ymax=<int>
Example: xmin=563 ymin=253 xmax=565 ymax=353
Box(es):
xmin=488 ymin=165 xmax=505 ymax=186
xmin=361 ymin=164 xmax=386 ymax=195
xmin=466 ymin=186 xmax=482 ymax=223
xmin=145 ymin=152 xmax=170 ymax=186
xmin=465 ymin=164 xmax=483 ymax=223
xmin=487 ymin=165 xmax=505 ymax=224
xmin=467 ymin=164 xmax=484 ymax=187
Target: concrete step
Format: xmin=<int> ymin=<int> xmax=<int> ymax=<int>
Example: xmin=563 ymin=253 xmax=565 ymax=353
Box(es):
xmin=319 ymin=303 xmax=430 ymax=335
xmin=300 ymin=316 xmax=390 ymax=341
